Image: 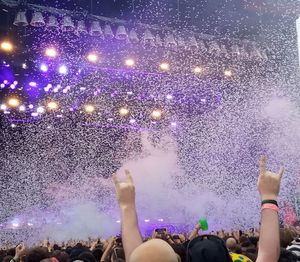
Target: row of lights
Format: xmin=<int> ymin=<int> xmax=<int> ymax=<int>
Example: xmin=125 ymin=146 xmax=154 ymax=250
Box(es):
xmin=1 ymin=42 xmax=233 ymax=76
xmin=1 ymin=98 xmax=163 ymax=119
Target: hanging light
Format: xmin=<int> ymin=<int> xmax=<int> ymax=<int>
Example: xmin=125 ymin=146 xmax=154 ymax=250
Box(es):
xmin=231 ymin=44 xmax=240 ymax=56
xmin=155 ymin=34 xmax=163 ymax=47
xmin=250 ymin=46 xmax=263 ymax=60
xmin=30 ymin=12 xmax=45 ymax=27
xmin=129 ymin=29 xmax=139 ymax=44
xmin=143 ymin=29 xmax=155 ymax=45
xmin=46 ymin=15 xmax=59 ymax=31
xmin=208 ymin=41 xmax=221 ymax=55
xmin=239 ymin=46 xmax=249 ymax=59
xmin=198 ymin=40 xmax=207 ymax=52
xmin=115 ymin=25 xmax=128 ymax=40
xmin=13 ymin=11 xmax=28 ymax=27
xmin=177 ymin=36 xmax=185 ymax=48
xmin=76 ymin=20 xmax=88 ymax=35
xmin=104 ymin=24 xmax=114 ymax=39
xmin=188 ymin=35 xmax=198 ymax=50
xmin=165 ymin=33 xmax=177 ymax=48
xmin=90 ymin=21 xmax=104 ymax=38
xmin=61 ymin=16 xmax=75 ymax=32
xmin=220 ymin=44 xmax=228 ymax=57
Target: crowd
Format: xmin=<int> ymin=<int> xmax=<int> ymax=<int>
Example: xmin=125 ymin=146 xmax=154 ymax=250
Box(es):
xmin=0 ymin=156 xmax=299 ymax=262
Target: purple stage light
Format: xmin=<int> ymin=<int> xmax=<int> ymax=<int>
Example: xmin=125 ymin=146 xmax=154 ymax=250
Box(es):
xmin=58 ymin=65 xmax=67 ymax=75
xmin=144 ymin=219 xmax=150 ymax=223
xmin=31 ymin=112 xmax=38 ymax=117
xmin=166 ymin=94 xmax=173 ymax=100
xmin=3 ymin=80 xmax=8 ymax=84
xmin=200 ymin=98 xmax=206 ymax=103
xmin=0 ymin=104 xmax=7 ymax=110
xmin=107 ymin=118 xmax=113 ymax=122
xmin=157 ymin=218 xmax=164 ymax=222
xmin=29 ymin=82 xmax=37 ymax=87
xmin=0 ymin=84 xmax=4 ymax=88
xmin=28 ymin=104 xmax=34 ymax=109
xmin=10 ymin=84 xmax=15 ymax=89
xmin=11 ymin=124 xmax=16 ymax=128
xmin=129 ymin=119 xmax=136 ymax=124
xmin=127 ymin=91 xmax=133 ymax=95
xmin=116 ymin=220 xmax=121 ymax=223
xmin=171 ymin=122 xmax=177 ymax=127
xmin=40 ymin=64 xmax=48 ymax=72
xmin=4 ymin=111 xmax=10 ymax=114
xmin=13 ymin=81 xmax=18 ymax=85
xmin=19 ymin=105 xmax=26 ymax=112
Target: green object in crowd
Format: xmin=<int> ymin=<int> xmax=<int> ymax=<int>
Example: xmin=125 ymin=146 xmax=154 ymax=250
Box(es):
xmin=198 ymin=218 xmax=208 ymax=231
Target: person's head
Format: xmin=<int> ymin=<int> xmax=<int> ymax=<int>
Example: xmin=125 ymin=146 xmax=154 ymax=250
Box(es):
xmin=225 ymin=237 xmax=237 ymax=251
xmin=91 ymin=248 xmax=103 ymax=261
xmin=187 ymin=235 xmax=232 ymax=262
xmin=278 ymin=248 xmax=298 ymax=262
xmin=280 ymin=228 xmax=298 ymax=248
xmin=53 ymin=250 xmax=70 ymax=262
xmin=2 ymin=255 xmax=13 ymax=262
xmin=129 ymin=239 xmax=180 ymax=262
xmin=23 ymin=247 xmax=49 ymax=262
xmin=78 ymin=251 xmax=96 ymax=262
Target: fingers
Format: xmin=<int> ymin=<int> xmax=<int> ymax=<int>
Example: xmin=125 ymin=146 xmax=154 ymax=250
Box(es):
xmin=112 ymin=174 xmax=119 ymax=188
xmin=259 ymin=155 xmax=267 ymax=176
xmin=278 ymin=166 xmax=284 ymax=179
xmin=125 ymin=169 xmax=134 ymax=184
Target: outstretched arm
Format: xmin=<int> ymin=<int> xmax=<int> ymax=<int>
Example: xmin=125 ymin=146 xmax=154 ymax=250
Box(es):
xmin=256 ymin=156 xmax=284 ymax=262
xmin=113 ymin=170 xmax=143 ymax=262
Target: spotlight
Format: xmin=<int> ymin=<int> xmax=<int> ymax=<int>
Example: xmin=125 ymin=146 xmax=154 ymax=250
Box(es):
xmin=8 ymin=98 xmax=20 ymax=107
xmin=129 ymin=119 xmax=136 ymax=124
xmin=45 ymin=47 xmax=57 ymax=58
xmin=151 ymin=109 xmax=162 ymax=119
xmin=11 ymin=123 xmax=16 ymax=128
xmin=22 ymin=63 xmax=28 ymax=69
xmin=0 ymin=84 xmax=4 ymax=88
xmin=87 ymin=53 xmax=99 ymax=63
xmin=85 ymin=104 xmax=95 ymax=113
xmin=58 ymin=65 xmax=67 ymax=75
xmin=166 ymin=94 xmax=173 ymax=100
xmin=19 ymin=105 xmax=26 ymax=111
xmin=0 ymin=104 xmax=7 ymax=110
xmin=194 ymin=66 xmax=203 ymax=74
xmin=47 ymin=101 xmax=58 ymax=110
xmin=29 ymin=82 xmax=37 ymax=87
xmin=1 ymin=41 xmax=13 ymax=52
xmin=144 ymin=219 xmax=150 ymax=223
xmin=125 ymin=58 xmax=135 ymax=67
xmin=40 ymin=64 xmax=48 ymax=72
xmin=3 ymin=80 xmax=8 ymax=84
xmin=119 ymin=107 xmax=129 ymax=116
xmin=171 ymin=122 xmax=177 ymax=127
xmin=224 ymin=69 xmax=232 ymax=77
xmin=37 ymin=106 xmax=45 ymax=114
xmin=13 ymin=81 xmax=18 ymax=85
xmin=160 ymin=62 xmax=170 ymax=71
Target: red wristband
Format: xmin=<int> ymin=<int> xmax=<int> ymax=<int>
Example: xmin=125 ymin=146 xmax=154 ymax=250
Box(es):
xmin=261 ymin=203 xmax=279 ymax=213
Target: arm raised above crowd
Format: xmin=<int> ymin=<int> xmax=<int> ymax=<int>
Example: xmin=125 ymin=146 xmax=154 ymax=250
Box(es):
xmin=113 ymin=170 xmax=143 ymax=262
xmin=256 ymin=156 xmax=284 ymax=262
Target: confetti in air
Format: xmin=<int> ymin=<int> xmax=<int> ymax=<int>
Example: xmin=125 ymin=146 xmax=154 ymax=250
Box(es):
xmin=0 ymin=0 xmax=300 ymax=245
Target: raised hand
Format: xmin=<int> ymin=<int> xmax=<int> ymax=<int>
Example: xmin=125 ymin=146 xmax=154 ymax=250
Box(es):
xmin=113 ymin=170 xmax=135 ymax=209
xmin=258 ymin=156 xmax=284 ymax=201
xmin=14 ymin=243 xmax=25 ymax=260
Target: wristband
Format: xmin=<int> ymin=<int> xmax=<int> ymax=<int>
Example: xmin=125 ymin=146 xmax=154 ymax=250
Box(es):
xmin=261 ymin=199 xmax=278 ymax=207
xmin=261 ymin=203 xmax=279 ymax=213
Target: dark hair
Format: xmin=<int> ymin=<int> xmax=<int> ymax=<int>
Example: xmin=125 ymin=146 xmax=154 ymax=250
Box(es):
xmin=2 ymin=255 xmax=13 ymax=262
xmin=280 ymin=228 xmax=297 ymax=248
xmin=23 ymin=247 xmax=49 ymax=262
xmin=278 ymin=248 xmax=298 ymax=262
xmin=92 ymin=248 xmax=103 ymax=261
xmin=52 ymin=250 xmax=70 ymax=262
xmin=170 ymin=244 xmax=186 ymax=262
xmin=78 ymin=251 xmax=96 ymax=262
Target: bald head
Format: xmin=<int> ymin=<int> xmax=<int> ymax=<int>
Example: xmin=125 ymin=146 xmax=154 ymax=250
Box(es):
xmin=226 ymin=237 xmax=237 ymax=251
xmin=129 ymin=239 xmax=179 ymax=262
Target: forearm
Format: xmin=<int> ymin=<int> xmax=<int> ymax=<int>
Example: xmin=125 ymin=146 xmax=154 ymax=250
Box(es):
xmin=121 ymin=205 xmax=143 ymax=261
xmin=188 ymin=229 xmax=198 ymax=241
xmin=257 ymin=209 xmax=280 ymax=262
